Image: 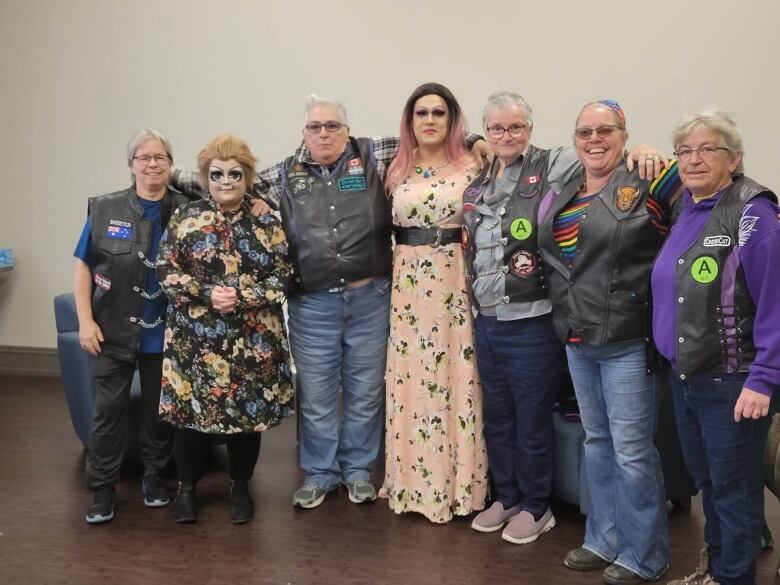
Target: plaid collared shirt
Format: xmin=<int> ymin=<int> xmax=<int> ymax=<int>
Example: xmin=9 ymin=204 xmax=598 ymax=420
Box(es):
xmin=171 ymin=135 xmax=403 ymax=210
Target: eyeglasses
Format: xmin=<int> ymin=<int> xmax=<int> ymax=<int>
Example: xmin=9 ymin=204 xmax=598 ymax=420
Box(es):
xmin=574 ymin=125 xmax=624 ymax=140
xmin=209 ymin=168 xmax=245 ymax=184
xmin=486 ymin=124 xmax=528 ymax=139
xmin=672 ymin=145 xmax=730 ymax=161
xmin=304 ymin=122 xmax=346 ymax=134
xmin=133 ymin=154 xmax=170 ymax=165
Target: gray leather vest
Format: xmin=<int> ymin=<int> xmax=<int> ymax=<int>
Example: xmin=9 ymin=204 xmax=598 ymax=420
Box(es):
xmin=463 ymin=145 xmax=553 ymax=308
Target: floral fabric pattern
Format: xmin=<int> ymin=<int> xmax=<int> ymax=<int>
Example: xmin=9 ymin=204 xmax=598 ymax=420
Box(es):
xmin=380 ymin=166 xmax=489 ymax=523
xmin=156 ymin=198 xmax=293 ymax=434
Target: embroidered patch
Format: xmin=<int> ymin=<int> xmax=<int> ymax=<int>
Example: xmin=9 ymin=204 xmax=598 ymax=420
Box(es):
xmin=509 ymin=217 xmax=533 ymax=241
xmin=461 ymin=225 xmax=471 ymax=251
xmin=690 ymin=255 xmax=718 ymax=284
xmin=463 ymin=202 xmax=476 ymax=212
xmin=293 ymin=163 xmax=304 ymax=172
xmin=526 ymin=175 xmax=540 ymax=184
xmin=739 ymin=203 xmax=760 ymax=246
xmin=106 ymin=219 xmax=132 ymax=239
xmin=464 ymin=187 xmax=481 ymax=201
xmin=347 ymin=158 xmax=364 ymax=176
xmin=338 ymin=177 xmax=366 ymax=191
xmin=94 ymin=272 xmax=111 ymax=291
xmin=291 ymin=178 xmax=309 ymax=194
xmin=510 ymin=250 xmax=537 ymax=277
xmin=517 ymin=189 xmax=538 ymax=199
xmin=616 ymin=185 xmax=639 ymax=211
xmin=703 ymin=235 xmax=731 ymax=247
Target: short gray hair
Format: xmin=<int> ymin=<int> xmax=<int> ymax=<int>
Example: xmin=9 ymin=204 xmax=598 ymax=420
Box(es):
xmin=672 ymin=107 xmax=744 ymax=174
xmin=303 ymin=94 xmax=348 ymax=125
xmin=126 ymin=128 xmax=173 ymax=167
xmin=482 ymin=92 xmax=533 ymax=128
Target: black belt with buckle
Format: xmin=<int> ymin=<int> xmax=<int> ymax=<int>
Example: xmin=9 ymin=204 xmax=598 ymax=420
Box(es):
xmin=394 ymin=226 xmax=462 ymax=247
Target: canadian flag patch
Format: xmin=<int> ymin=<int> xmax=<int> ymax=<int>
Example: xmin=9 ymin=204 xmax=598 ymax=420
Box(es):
xmin=526 ymin=175 xmax=540 ymax=184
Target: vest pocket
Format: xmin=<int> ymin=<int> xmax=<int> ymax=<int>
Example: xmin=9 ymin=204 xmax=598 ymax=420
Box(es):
xmin=98 ymin=238 xmax=132 ymax=255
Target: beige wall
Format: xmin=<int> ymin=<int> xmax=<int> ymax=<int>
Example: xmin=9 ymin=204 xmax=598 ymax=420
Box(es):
xmin=1 ymin=0 xmax=779 ymax=348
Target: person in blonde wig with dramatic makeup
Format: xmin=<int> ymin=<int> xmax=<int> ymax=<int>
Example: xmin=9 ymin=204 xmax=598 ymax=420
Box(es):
xmin=156 ymin=134 xmax=293 ymax=525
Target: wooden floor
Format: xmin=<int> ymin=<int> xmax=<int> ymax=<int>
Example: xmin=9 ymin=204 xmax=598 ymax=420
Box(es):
xmin=1 ymin=374 xmax=780 ymax=585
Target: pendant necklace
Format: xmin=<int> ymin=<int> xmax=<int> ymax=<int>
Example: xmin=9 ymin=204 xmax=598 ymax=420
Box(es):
xmin=414 ymin=160 xmax=449 ymax=179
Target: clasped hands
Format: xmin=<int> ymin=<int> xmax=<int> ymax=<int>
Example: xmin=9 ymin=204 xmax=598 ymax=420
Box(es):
xmin=211 ymin=285 xmax=239 ymax=315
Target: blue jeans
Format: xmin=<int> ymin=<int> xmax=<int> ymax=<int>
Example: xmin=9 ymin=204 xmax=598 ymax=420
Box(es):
xmin=671 ymin=371 xmax=774 ymax=585
xmin=288 ymin=277 xmax=391 ymax=490
xmin=566 ymin=340 xmax=668 ymax=579
xmin=475 ymin=313 xmax=563 ymax=517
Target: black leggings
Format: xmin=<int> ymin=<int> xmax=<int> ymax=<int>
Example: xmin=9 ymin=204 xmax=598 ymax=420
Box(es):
xmin=174 ymin=429 xmax=261 ymax=482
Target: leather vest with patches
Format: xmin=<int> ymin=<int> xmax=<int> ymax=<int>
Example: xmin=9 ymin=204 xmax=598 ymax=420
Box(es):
xmin=463 ymin=145 xmax=552 ymax=308
xmin=539 ymin=165 xmax=664 ymax=345
xmin=672 ymin=176 xmax=775 ymax=379
xmin=279 ymin=137 xmax=392 ymax=294
xmin=89 ymin=186 xmax=193 ymax=362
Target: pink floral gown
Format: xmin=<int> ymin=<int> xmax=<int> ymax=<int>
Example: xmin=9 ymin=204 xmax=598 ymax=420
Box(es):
xmin=379 ymin=163 xmax=488 ymax=523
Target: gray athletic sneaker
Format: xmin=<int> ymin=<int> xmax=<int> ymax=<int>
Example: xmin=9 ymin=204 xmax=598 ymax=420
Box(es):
xmin=293 ymin=483 xmax=329 ymax=509
xmin=346 ymin=480 xmax=376 ymax=504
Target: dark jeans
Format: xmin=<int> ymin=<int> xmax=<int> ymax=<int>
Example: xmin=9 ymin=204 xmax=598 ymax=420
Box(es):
xmin=86 ymin=352 xmax=172 ymax=489
xmin=475 ymin=312 xmax=564 ymax=517
xmin=671 ymin=371 xmax=775 ymax=585
xmin=174 ymin=429 xmax=261 ymax=482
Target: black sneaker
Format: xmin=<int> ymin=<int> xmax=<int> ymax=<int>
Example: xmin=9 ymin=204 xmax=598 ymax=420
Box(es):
xmin=173 ymin=482 xmax=197 ymax=523
xmin=230 ymin=480 xmax=254 ymax=524
xmin=142 ymin=474 xmax=170 ymax=507
xmin=85 ymin=485 xmax=116 ymax=524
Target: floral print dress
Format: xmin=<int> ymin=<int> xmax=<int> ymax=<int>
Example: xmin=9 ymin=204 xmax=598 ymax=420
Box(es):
xmin=156 ymin=198 xmax=293 ymax=434
xmin=380 ymin=164 xmax=489 ymax=523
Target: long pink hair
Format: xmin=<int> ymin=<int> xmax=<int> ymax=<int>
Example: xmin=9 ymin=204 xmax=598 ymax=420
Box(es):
xmin=386 ymin=82 xmax=469 ymax=192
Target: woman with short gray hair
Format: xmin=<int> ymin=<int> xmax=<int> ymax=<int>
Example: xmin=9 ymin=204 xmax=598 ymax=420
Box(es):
xmin=652 ymin=108 xmax=780 ymax=585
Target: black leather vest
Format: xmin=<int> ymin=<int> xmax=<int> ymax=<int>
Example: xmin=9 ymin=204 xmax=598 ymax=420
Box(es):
xmin=463 ymin=145 xmax=553 ymax=308
xmin=279 ymin=137 xmax=392 ymax=294
xmin=539 ymin=165 xmax=665 ymax=345
xmin=88 ymin=186 xmax=193 ymax=362
xmin=671 ymin=177 xmax=776 ymax=379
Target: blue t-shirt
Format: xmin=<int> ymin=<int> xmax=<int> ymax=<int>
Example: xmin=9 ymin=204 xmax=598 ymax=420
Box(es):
xmin=73 ymin=196 xmax=166 ymax=353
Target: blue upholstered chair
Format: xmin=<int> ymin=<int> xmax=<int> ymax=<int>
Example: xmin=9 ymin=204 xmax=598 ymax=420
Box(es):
xmin=53 ymin=293 xmax=142 ymax=456
xmin=551 ymin=412 xmax=590 ymax=514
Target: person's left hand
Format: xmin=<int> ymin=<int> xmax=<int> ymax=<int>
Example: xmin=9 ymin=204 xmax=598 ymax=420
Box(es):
xmin=471 ymin=139 xmax=494 ymax=170
xmin=626 ymin=145 xmax=669 ymax=180
xmin=251 ymin=198 xmax=272 ymax=217
xmin=733 ymin=386 xmax=771 ymax=422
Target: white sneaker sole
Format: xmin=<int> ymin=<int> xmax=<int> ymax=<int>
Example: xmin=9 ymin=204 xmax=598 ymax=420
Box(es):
xmin=293 ymin=491 xmax=328 ymax=509
xmin=348 ymin=491 xmax=377 ymax=504
xmin=470 ymin=519 xmax=507 ymax=533
xmin=501 ymin=514 xmax=556 ymax=544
